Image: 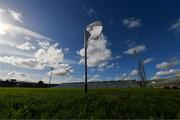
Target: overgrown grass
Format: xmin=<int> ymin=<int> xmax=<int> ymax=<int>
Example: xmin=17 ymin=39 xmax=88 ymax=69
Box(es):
xmin=0 ymin=88 xmax=180 ymax=119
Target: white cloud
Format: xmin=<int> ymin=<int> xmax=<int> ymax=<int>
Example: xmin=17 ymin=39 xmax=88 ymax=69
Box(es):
xmin=16 ymin=42 xmax=36 ymax=50
xmin=130 ymin=69 xmax=138 ymax=76
xmin=63 ymin=48 xmax=69 ymax=53
xmin=156 ymin=60 xmax=180 ymax=69
xmin=169 ymin=18 xmax=180 ymax=34
xmin=122 ymin=17 xmax=142 ymax=29
xmin=0 ymin=8 xmax=73 ymax=82
xmin=98 ymin=62 xmax=119 ymax=72
xmin=156 ymin=69 xmax=180 ymax=76
xmin=55 ymin=75 xmax=83 ymax=83
xmin=0 ymin=24 xmax=73 ymax=76
xmin=0 ymin=56 xmax=39 ymax=69
xmin=35 ymin=44 xmax=73 ymax=76
xmin=124 ymin=44 xmax=146 ymax=55
xmin=24 ymin=36 xmax=31 ymax=41
xmin=89 ymin=74 xmax=100 ymax=82
xmin=78 ymin=34 xmax=112 ymax=67
xmin=0 ymin=9 xmax=6 ymax=13
xmin=7 ymin=71 xmax=29 ymax=81
xmin=106 ymin=63 xmax=115 ymax=69
xmin=38 ymin=41 xmax=50 ymax=49
xmin=151 ymin=75 xmax=161 ymax=80
xmin=0 ymin=44 xmax=73 ymax=76
xmin=48 ymin=64 xmax=73 ymax=77
xmin=115 ymin=73 xmax=129 ymax=80
xmin=8 ymin=9 xmax=23 ymax=23
xmin=143 ymin=57 xmax=154 ymax=64
xmin=98 ymin=61 xmax=108 ymax=68
xmin=35 ymin=43 xmax=64 ymax=67
xmin=1 ymin=23 xmax=51 ymax=40
xmin=114 ymin=55 xmax=122 ymax=59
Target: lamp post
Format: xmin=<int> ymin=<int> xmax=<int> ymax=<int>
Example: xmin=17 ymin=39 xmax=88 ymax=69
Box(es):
xmin=84 ymin=21 xmax=103 ymax=94
xmin=84 ymin=30 xmax=90 ymax=94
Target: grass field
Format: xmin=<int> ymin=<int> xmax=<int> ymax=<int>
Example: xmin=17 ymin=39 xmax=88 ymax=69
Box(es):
xmin=0 ymin=88 xmax=180 ymax=119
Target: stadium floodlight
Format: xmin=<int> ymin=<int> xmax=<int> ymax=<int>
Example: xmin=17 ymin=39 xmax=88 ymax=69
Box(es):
xmin=84 ymin=21 xmax=103 ymax=94
xmin=86 ymin=21 xmax=103 ymax=41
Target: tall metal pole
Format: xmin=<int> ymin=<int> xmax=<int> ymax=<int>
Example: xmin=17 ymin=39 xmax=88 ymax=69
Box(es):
xmin=49 ymin=71 xmax=52 ymax=85
xmin=49 ymin=67 xmax=53 ymax=85
xmin=84 ymin=30 xmax=88 ymax=94
xmin=84 ymin=21 xmax=102 ymax=94
xmin=135 ymin=53 xmax=147 ymax=87
xmin=140 ymin=56 xmax=147 ymax=87
xmin=135 ymin=53 xmax=144 ymax=87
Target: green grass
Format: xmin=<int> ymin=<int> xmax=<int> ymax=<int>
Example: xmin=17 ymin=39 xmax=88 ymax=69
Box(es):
xmin=0 ymin=88 xmax=180 ymax=119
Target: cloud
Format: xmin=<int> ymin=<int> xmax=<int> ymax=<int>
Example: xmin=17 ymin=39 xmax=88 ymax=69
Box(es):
xmin=63 ymin=48 xmax=69 ymax=53
xmin=34 ymin=43 xmax=64 ymax=67
xmin=0 ymin=8 xmax=73 ymax=82
xmin=130 ymin=69 xmax=138 ymax=76
xmin=151 ymin=75 xmax=161 ymax=80
xmin=98 ymin=62 xmax=115 ymax=71
xmin=0 ymin=23 xmax=73 ymax=76
xmin=0 ymin=8 xmax=23 ymax=24
xmin=48 ymin=64 xmax=73 ymax=77
xmin=0 ymin=44 xmax=73 ymax=75
xmin=143 ymin=57 xmax=154 ymax=64
xmin=8 ymin=9 xmax=23 ymax=23
xmin=115 ymin=73 xmax=129 ymax=80
xmin=55 ymin=75 xmax=83 ymax=83
xmin=106 ymin=63 xmax=115 ymax=69
xmin=0 ymin=23 xmax=51 ymax=41
xmin=0 ymin=56 xmax=39 ymax=69
xmin=0 ymin=22 xmax=68 ymax=62
xmin=16 ymin=42 xmax=36 ymax=50
xmin=122 ymin=17 xmax=142 ymax=29
xmin=114 ymin=55 xmax=122 ymax=59
xmin=38 ymin=41 xmax=50 ymax=49
xmin=156 ymin=60 xmax=180 ymax=69
xmin=0 ymin=12 xmax=52 ymax=58
xmin=98 ymin=61 xmax=108 ymax=68
xmin=78 ymin=34 xmax=112 ymax=67
xmin=89 ymin=74 xmax=100 ymax=82
xmin=0 ymin=9 xmax=6 ymax=13
xmin=156 ymin=69 xmax=180 ymax=76
xmin=168 ymin=18 xmax=180 ymax=34
xmin=35 ymin=44 xmax=73 ymax=76
xmin=24 ymin=36 xmax=31 ymax=41
xmin=123 ymin=44 xmax=146 ymax=55
xmin=7 ymin=71 xmax=29 ymax=81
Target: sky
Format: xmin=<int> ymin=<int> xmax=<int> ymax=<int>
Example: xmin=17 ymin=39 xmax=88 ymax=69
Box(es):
xmin=0 ymin=0 xmax=180 ymax=83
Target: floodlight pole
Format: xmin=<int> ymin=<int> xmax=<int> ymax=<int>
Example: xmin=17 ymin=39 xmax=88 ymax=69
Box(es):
xmin=83 ymin=21 xmax=102 ymax=94
xmin=135 ymin=52 xmax=146 ymax=87
xmin=49 ymin=71 xmax=52 ymax=85
xmin=49 ymin=67 xmax=53 ymax=85
xmin=84 ymin=30 xmax=88 ymax=94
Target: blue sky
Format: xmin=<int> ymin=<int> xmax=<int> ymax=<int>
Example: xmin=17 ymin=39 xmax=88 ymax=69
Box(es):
xmin=0 ymin=0 xmax=180 ymax=83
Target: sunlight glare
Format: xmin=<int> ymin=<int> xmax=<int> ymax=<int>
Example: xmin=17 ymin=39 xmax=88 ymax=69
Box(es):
xmin=0 ymin=19 xmax=11 ymax=35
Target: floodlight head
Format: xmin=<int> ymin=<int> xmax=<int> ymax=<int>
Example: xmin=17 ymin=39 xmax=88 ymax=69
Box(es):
xmin=86 ymin=21 xmax=103 ymax=40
